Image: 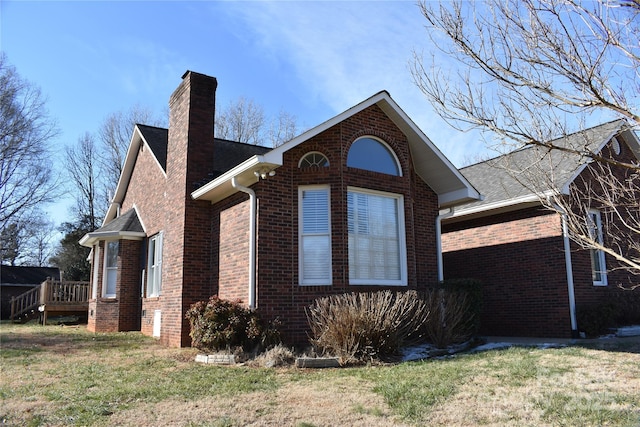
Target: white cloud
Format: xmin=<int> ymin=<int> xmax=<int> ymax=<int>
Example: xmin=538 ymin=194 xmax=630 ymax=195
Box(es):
xmin=220 ymin=1 xmax=489 ymax=166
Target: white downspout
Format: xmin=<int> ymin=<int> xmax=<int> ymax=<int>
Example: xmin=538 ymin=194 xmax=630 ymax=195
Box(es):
xmin=231 ymin=177 xmax=257 ymax=310
xmin=549 ymin=199 xmax=578 ymax=334
xmin=560 ymin=213 xmax=578 ymax=334
xmin=435 ymin=208 xmax=455 ymax=282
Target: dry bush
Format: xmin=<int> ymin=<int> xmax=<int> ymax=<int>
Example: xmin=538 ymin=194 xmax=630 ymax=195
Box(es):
xmin=248 ymin=343 xmax=297 ymax=368
xmin=306 ymin=290 xmax=430 ymax=365
xmin=422 ymin=289 xmax=476 ymax=348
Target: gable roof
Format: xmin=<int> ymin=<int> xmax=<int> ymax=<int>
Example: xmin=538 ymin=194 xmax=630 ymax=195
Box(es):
xmin=80 ymin=208 xmax=146 ymax=247
xmin=102 ymin=125 xmax=271 ymax=227
xmin=137 ymin=124 xmax=168 ymax=170
xmin=446 ymin=120 xmax=639 ymax=221
xmin=1 ymin=265 xmax=60 ymax=285
xmin=192 ymin=91 xmax=481 ymax=208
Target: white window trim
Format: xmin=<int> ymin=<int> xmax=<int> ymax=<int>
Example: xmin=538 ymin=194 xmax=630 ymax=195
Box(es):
xmin=146 ymin=232 xmax=164 ymax=297
xmin=298 ymin=185 xmax=332 ymax=286
xmin=102 ymin=240 xmax=118 ymax=298
xmin=589 ymin=209 xmax=608 ymax=286
xmin=91 ymin=245 xmax=100 ymax=299
xmin=298 ymin=151 xmax=330 ymax=168
xmin=347 ymin=186 xmax=407 ymax=286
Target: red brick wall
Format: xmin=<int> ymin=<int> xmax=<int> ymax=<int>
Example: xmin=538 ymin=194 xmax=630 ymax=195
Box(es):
xmin=240 ymin=104 xmax=441 ymax=345
xmin=218 ymin=198 xmax=251 ymax=302
xmin=116 ymin=239 xmax=142 ymax=331
xmin=87 ymin=239 xmax=141 ymax=333
xmin=442 ymin=131 xmax=640 ymax=337
xmin=442 ymin=208 xmax=574 ymax=337
xmin=566 ymin=134 xmax=640 ymax=319
xmin=162 ymin=71 xmax=217 ymax=347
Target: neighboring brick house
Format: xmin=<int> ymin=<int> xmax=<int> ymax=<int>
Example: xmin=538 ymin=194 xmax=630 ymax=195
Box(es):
xmin=80 ymin=71 xmax=480 ymax=347
xmin=442 ymin=120 xmax=640 ymax=338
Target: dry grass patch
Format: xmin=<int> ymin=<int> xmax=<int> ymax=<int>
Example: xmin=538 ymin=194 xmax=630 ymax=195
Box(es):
xmin=1 ymin=322 xmax=639 ymax=427
xmin=107 ymin=378 xmax=407 ymax=427
xmin=419 ymin=347 xmax=640 ymax=426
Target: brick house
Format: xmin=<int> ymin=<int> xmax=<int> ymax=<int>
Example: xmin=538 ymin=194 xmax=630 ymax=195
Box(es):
xmin=442 ymin=120 xmax=640 ymax=338
xmin=80 ymin=71 xmax=480 ymax=347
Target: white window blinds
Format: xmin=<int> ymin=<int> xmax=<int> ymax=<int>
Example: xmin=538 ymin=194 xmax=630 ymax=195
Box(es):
xmin=299 ymin=187 xmax=331 ymax=285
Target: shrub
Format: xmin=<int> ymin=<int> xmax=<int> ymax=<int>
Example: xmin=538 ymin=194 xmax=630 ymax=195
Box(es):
xmin=306 ymin=290 xmax=430 ymax=365
xmin=421 ymin=279 xmax=482 ymax=348
xmin=185 ymin=296 xmax=280 ymax=352
xmin=607 ymin=291 xmax=640 ymax=326
xmin=577 ymin=303 xmax=618 ymax=338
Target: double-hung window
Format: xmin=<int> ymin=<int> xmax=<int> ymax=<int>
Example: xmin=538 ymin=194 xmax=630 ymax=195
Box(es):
xmin=347 ymin=187 xmax=407 ymax=286
xmin=147 ymin=232 xmax=164 ymax=297
xmin=588 ymin=210 xmax=607 ymax=286
xmin=299 ymin=186 xmax=332 ymax=285
xmin=103 ymin=241 xmax=118 ymax=298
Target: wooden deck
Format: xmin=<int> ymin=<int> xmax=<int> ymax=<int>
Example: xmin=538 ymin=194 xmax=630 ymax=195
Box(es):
xmin=10 ymin=280 xmax=89 ymax=324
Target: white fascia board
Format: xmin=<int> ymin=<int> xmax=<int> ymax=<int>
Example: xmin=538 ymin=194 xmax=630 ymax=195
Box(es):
xmin=103 ymin=127 xmax=144 ymax=225
xmin=191 ymin=155 xmax=280 ymax=203
xmin=263 ymin=91 xmax=392 ymax=165
xmin=79 ymin=231 xmax=146 ymax=247
xmin=438 ymin=188 xmax=483 ymax=208
xmin=448 ymin=191 xmax=555 ymax=220
xmin=374 ymin=96 xmax=481 ymax=205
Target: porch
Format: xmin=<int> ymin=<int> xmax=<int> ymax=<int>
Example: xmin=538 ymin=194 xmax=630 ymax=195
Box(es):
xmin=10 ymin=279 xmax=90 ymax=324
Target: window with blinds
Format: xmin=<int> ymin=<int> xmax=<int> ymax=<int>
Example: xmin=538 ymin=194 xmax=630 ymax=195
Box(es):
xmin=347 ymin=188 xmax=406 ymax=286
xmin=299 ymin=186 xmax=332 ymax=285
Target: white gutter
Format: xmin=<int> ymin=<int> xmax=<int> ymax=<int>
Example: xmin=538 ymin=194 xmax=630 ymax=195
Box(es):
xmin=435 ymin=208 xmax=455 ymax=282
xmin=549 ymin=199 xmax=578 ymax=334
xmin=231 ymin=176 xmax=257 ymax=310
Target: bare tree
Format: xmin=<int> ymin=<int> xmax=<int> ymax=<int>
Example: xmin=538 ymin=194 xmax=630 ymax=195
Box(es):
xmin=23 ymin=215 xmax=58 ymax=266
xmin=99 ymin=105 xmax=164 ymax=201
xmin=0 ymin=53 xmax=59 ymax=229
xmin=215 ymin=97 xmax=266 ymax=145
xmin=412 ymin=0 xmax=639 ymax=170
xmin=215 ymin=97 xmax=300 ymax=147
xmin=267 ymin=109 xmax=300 ymax=147
xmin=0 ymin=211 xmax=57 ymax=266
xmin=412 ymin=0 xmax=640 ymax=283
xmin=66 ymin=133 xmax=102 ymax=228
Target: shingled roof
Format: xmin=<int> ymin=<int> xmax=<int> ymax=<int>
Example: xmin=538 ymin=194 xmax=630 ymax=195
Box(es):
xmin=136 ymin=124 xmax=270 ymax=176
xmin=79 ymin=208 xmax=146 ymax=247
xmin=137 ymin=124 xmax=168 ymax=170
xmin=95 ymin=208 xmax=144 ymax=234
xmin=1 ymin=265 xmax=60 ymax=285
xmin=453 ymin=120 xmax=628 ymax=215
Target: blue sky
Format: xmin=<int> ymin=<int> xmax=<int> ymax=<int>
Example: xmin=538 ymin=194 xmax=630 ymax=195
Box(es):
xmin=1 ymin=1 xmax=488 ymax=228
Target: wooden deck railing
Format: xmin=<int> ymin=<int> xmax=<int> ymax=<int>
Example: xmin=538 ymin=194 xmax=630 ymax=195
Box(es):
xmin=9 ymin=285 xmax=41 ymax=321
xmin=40 ymin=280 xmax=90 ymax=305
xmin=10 ymin=279 xmax=90 ymax=322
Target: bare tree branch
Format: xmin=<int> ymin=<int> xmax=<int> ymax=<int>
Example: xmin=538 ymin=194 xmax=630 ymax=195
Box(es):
xmin=0 ymin=53 xmax=60 ymax=228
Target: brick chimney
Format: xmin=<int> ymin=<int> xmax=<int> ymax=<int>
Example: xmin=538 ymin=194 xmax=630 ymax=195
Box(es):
xmin=162 ymin=71 xmax=218 ymax=347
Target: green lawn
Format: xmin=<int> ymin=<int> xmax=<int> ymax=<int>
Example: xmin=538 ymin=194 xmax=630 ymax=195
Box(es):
xmin=1 ymin=322 xmax=639 ymax=426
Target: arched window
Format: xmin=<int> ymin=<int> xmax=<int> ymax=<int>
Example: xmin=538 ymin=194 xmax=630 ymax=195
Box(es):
xmin=299 ymin=152 xmax=329 ymax=168
xmin=347 ymin=137 xmax=400 ymax=176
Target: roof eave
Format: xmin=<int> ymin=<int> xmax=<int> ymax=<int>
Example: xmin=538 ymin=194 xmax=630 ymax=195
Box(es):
xmin=443 ymin=190 xmax=558 ymax=223
xmin=191 ymin=155 xmax=280 ymax=203
xmin=79 ymin=231 xmax=147 ymax=248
